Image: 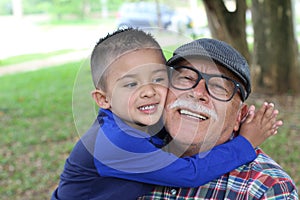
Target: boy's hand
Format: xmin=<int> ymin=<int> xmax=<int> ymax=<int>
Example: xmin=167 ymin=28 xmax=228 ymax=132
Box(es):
xmin=240 ymin=102 xmax=283 ymax=148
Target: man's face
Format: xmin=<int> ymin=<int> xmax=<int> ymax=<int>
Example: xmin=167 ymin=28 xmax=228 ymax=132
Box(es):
xmin=164 ymin=58 xmax=245 ymax=155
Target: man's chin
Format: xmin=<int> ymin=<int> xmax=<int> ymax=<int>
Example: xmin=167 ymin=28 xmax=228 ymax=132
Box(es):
xmin=171 ymin=139 xmax=219 ymax=156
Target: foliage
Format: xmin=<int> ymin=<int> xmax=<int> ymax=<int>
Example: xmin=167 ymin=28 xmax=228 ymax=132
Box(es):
xmin=0 ymin=0 xmax=125 ymax=18
xmin=0 ymin=0 xmax=11 ymax=15
xmin=48 ymin=0 xmax=133 ymax=19
xmin=0 ymin=0 xmax=194 ymax=17
xmin=23 ymin=0 xmax=52 ymax=14
xmin=0 ymin=0 xmax=52 ymax=15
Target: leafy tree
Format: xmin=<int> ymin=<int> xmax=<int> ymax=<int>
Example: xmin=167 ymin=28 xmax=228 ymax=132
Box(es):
xmin=0 ymin=0 xmax=12 ymax=15
xmin=49 ymin=0 xmax=124 ymax=20
xmin=23 ymin=0 xmax=51 ymax=14
xmin=50 ymin=0 xmax=86 ymax=20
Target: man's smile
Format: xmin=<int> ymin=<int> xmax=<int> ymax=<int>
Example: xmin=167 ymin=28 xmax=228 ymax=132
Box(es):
xmin=168 ymin=99 xmax=217 ymax=121
xmin=179 ymin=109 xmax=208 ymax=120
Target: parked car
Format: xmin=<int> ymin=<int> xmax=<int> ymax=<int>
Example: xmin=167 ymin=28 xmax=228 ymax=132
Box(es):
xmin=169 ymin=12 xmax=194 ymax=35
xmin=116 ymin=2 xmax=194 ymax=34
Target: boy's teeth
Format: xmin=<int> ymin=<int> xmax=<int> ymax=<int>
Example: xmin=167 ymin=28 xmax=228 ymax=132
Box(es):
xmin=180 ymin=109 xmax=207 ymax=120
xmin=139 ymin=105 xmax=155 ymax=110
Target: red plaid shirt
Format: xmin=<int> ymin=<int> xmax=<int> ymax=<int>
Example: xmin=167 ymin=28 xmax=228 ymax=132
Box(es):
xmin=139 ymin=148 xmax=298 ymax=200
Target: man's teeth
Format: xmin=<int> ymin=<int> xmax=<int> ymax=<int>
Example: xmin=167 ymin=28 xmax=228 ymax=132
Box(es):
xmin=180 ymin=110 xmax=207 ymax=120
xmin=139 ymin=105 xmax=155 ymax=110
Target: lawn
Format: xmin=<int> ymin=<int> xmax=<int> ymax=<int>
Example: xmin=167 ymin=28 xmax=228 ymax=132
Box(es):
xmin=0 ymin=62 xmax=299 ymax=199
xmin=0 ymin=49 xmax=75 ymax=67
xmin=0 ymin=62 xmax=82 ymax=199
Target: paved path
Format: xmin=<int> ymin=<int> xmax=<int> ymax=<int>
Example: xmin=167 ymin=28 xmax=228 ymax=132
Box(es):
xmin=0 ymin=50 xmax=90 ymax=76
xmin=0 ymin=31 xmax=194 ymax=77
xmin=0 ymin=15 xmax=114 ymax=77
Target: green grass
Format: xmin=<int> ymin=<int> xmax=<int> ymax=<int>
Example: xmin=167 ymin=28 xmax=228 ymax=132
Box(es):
xmin=44 ymin=17 xmax=115 ymax=26
xmin=0 ymin=49 xmax=75 ymax=67
xmin=0 ymin=62 xmax=82 ymax=199
xmin=247 ymin=94 xmax=300 ymax=190
xmin=0 ymin=62 xmax=299 ymax=199
xmin=36 ymin=16 xmax=117 ymax=31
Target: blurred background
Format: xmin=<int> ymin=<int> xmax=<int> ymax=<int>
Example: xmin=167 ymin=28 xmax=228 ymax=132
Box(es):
xmin=0 ymin=0 xmax=299 ymax=199
xmin=0 ymin=0 xmax=209 ymax=60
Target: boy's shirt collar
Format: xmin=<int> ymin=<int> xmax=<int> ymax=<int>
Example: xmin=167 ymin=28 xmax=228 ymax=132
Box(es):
xmin=97 ymin=108 xmax=165 ymax=147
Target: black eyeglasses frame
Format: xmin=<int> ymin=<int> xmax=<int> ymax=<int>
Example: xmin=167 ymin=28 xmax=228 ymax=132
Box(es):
xmin=168 ymin=65 xmax=246 ymax=102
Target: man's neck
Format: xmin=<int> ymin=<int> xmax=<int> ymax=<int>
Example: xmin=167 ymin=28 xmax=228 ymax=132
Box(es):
xmin=166 ymin=141 xmax=201 ymax=157
xmin=166 ymin=138 xmax=218 ymax=157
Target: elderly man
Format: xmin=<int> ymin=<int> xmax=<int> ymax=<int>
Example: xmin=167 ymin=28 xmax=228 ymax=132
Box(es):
xmin=139 ymin=38 xmax=298 ymax=199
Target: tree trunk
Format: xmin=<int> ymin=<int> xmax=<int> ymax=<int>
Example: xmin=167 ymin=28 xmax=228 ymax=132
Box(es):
xmin=202 ymin=0 xmax=250 ymax=63
xmin=155 ymin=0 xmax=163 ymax=28
xmin=252 ymin=0 xmax=299 ymax=94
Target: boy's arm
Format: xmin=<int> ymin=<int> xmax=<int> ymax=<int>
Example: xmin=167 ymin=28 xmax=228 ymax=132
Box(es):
xmin=94 ymin=127 xmax=255 ymax=187
xmin=94 ymin=102 xmax=281 ymax=187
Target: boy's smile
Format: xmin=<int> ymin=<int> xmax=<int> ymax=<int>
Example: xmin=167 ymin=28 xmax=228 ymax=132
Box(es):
xmin=138 ymin=103 xmax=159 ymax=114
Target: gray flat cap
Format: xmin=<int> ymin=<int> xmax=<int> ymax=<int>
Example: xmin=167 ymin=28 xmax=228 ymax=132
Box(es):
xmin=167 ymin=38 xmax=251 ymax=100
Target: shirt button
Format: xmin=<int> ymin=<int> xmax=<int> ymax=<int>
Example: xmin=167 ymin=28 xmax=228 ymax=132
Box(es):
xmin=170 ymin=188 xmax=177 ymax=196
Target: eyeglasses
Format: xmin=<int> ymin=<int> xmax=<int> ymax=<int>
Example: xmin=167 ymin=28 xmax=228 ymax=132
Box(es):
xmin=168 ymin=66 xmax=246 ymax=102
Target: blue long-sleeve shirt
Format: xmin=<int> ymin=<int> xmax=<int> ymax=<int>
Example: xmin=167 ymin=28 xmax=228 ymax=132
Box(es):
xmin=94 ymin=109 xmax=256 ymax=187
xmin=52 ymin=109 xmax=256 ymax=200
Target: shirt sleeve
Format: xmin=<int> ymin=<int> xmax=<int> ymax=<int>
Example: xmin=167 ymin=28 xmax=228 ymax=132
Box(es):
xmin=94 ymin=115 xmax=257 ymax=188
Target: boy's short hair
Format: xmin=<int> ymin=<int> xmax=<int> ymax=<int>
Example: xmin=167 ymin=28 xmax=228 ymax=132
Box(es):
xmin=91 ymin=28 xmax=164 ymax=90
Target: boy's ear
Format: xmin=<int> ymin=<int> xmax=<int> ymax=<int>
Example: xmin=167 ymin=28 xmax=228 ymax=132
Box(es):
xmin=92 ymin=89 xmax=111 ymax=109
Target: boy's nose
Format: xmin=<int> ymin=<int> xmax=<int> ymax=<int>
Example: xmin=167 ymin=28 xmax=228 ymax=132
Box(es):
xmin=140 ymin=84 xmax=156 ymax=98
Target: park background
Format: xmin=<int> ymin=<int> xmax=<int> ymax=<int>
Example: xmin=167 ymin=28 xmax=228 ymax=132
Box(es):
xmin=0 ymin=0 xmax=299 ymax=199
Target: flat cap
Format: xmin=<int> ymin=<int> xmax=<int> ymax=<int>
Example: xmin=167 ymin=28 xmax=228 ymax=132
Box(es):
xmin=167 ymin=38 xmax=251 ymax=100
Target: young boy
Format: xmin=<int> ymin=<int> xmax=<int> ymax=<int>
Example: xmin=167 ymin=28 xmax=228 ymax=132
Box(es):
xmin=52 ymin=28 xmax=282 ymax=199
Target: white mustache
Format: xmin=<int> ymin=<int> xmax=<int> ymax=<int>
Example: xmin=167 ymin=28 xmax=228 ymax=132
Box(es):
xmin=168 ymin=99 xmax=218 ymax=120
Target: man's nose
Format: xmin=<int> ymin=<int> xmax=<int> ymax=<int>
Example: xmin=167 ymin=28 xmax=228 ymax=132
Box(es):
xmin=140 ymin=84 xmax=156 ymax=98
xmin=189 ymin=79 xmax=209 ymax=101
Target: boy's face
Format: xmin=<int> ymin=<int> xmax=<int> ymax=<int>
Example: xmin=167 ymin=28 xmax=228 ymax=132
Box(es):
xmin=104 ymin=48 xmax=168 ymax=130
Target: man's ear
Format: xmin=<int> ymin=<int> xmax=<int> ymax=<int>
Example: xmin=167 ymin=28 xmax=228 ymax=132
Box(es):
xmin=233 ymin=103 xmax=248 ymax=131
xmin=91 ymin=89 xmax=111 ymax=109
